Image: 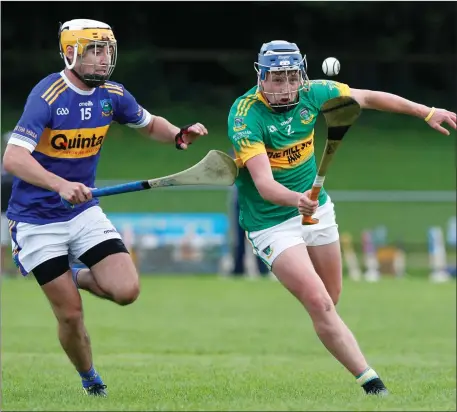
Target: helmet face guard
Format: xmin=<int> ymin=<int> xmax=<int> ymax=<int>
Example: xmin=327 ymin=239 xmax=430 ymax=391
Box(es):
xmin=59 ymin=19 xmax=117 ymax=88
xmin=255 ymin=40 xmax=309 ymax=110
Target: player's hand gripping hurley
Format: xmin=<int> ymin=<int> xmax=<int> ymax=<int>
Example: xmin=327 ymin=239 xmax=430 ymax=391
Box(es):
xmin=302 ymin=96 xmax=361 ymax=225
xmin=61 ymin=150 xmax=239 ymax=208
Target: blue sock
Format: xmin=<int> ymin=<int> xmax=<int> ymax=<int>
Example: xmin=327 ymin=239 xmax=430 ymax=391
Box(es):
xmin=71 ymin=265 xmax=86 ymax=289
xmin=79 ymin=365 xmax=104 ymax=388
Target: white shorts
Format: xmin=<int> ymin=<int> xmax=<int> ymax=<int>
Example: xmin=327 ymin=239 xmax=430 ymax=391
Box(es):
xmin=246 ymin=197 xmax=339 ymax=269
xmin=1 ymin=213 xmax=10 ymax=246
xmin=9 ymin=206 xmax=122 ymax=276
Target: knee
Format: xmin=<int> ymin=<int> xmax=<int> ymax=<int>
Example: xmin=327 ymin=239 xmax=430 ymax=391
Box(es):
xmin=303 ymin=292 xmax=335 ymax=319
xmin=304 ymin=293 xmax=341 ymax=337
xmin=113 ymin=281 xmax=140 ymax=306
xmin=57 ymin=306 xmax=83 ymax=326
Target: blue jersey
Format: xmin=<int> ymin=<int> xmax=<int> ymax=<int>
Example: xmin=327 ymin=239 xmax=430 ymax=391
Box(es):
xmin=6 ymin=71 xmax=151 ymax=225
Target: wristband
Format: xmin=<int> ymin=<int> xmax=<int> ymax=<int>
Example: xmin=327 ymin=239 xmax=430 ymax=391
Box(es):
xmin=424 ymin=107 xmax=436 ymax=122
xmin=174 ymin=124 xmax=194 ymax=150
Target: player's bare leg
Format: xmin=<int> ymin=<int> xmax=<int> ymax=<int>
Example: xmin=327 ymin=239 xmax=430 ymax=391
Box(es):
xmin=74 ymin=253 xmax=139 ymax=305
xmin=40 ymin=270 xmax=106 ymax=396
xmin=271 ymin=244 xmax=388 ymax=395
xmin=307 ymin=240 xmax=343 ymax=305
xmin=72 ymin=267 xmax=111 ymax=299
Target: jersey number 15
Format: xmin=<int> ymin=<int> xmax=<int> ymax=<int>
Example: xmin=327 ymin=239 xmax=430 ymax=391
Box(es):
xmin=80 ymin=108 xmax=92 ymax=120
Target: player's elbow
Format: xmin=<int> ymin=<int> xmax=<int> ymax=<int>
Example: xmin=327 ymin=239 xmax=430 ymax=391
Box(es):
xmin=3 ymin=147 xmax=15 ymax=174
xmin=254 ymin=178 xmax=276 ymax=203
xmin=3 ymin=145 xmax=28 ymax=175
xmin=350 ymin=88 xmax=372 ymax=109
xmin=257 ymin=186 xmax=272 ymax=203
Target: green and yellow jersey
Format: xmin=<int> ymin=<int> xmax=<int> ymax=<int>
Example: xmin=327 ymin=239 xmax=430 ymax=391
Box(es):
xmin=228 ymin=80 xmax=351 ymax=232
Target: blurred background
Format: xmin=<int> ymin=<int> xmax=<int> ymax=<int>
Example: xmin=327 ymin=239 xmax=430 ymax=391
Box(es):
xmin=1 ymin=1 xmax=456 ymax=280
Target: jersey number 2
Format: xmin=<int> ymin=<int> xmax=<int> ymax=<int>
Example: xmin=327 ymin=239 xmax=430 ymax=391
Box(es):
xmin=286 ymin=124 xmax=294 ymax=135
xmin=80 ymin=108 xmax=92 ymax=120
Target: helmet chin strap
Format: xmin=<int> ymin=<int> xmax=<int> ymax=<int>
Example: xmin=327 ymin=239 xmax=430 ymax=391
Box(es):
xmin=71 ymin=68 xmax=107 ymax=88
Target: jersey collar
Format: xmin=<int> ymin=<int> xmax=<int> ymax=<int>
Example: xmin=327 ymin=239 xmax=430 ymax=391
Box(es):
xmin=60 ymin=70 xmax=96 ymax=96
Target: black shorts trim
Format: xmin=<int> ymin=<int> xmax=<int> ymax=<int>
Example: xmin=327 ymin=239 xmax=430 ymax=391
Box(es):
xmin=32 ymin=239 xmax=129 ymax=286
xmin=78 ymin=238 xmax=129 ymax=268
xmin=33 ymin=255 xmax=69 ymax=286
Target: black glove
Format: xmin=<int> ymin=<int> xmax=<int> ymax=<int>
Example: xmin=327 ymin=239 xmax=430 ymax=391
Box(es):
xmin=174 ymin=124 xmax=194 ymax=150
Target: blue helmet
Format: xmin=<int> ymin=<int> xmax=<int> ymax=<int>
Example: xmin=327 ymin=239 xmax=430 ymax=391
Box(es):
xmin=255 ymin=40 xmax=309 ymax=109
xmin=255 ymin=40 xmax=307 ymax=81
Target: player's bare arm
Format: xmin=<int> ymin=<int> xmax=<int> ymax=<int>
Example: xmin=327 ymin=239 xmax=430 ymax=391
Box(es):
xmin=3 ymin=145 xmax=92 ymax=204
xmin=350 ymin=88 xmax=457 ymax=135
xmin=245 ymin=153 xmax=317 ymax=214
xmin=245 ymin=153 xmax=300 ymax=207
xmin=140 ymin=117 xmax=208 ymax=149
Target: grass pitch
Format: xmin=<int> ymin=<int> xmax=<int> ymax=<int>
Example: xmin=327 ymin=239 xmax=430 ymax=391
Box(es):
xmin=2 ymin=275 xmax=456 ymax=411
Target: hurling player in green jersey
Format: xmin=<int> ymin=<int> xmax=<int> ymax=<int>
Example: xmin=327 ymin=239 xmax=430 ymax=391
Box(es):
xmin=228 ymin=40 xmax=456 ymax=396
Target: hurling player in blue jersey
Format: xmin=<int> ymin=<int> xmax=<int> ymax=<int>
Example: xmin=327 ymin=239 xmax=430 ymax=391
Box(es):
xmin=2 ymin=19 xmax=208 ymax=397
